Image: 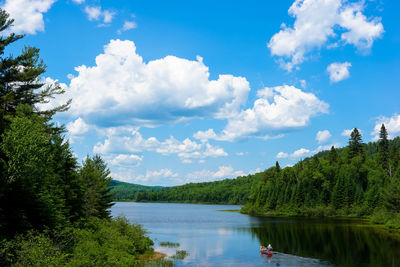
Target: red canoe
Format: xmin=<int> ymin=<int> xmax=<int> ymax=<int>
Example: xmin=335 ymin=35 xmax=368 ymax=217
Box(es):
xmin=260 ymin=250 xmax=273 ymax=256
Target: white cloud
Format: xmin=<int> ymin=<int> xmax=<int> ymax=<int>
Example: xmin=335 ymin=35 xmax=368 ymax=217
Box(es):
xmin=72 ymin=0 xmax=84 ymax=4
xmin=327 ymin=62 xmax=351 ymax=83
xmin=214 ymin=85 xmax=329 ymax=141
xmin=316 ymin=130 xmax=331 ymax=143
xmin=118 ymin=21 xmax=137 ymax=34
xmin=112 ymin=168 xmax=180 ymax=185
xmin=2 ymin=0 xmax=55 ymax=35
xmin=372 ymin=114 xmax=400 ymax=140
xmin=109 ymin=154 xmax=143 ymax=167
xmin=136 ymin=168 xmax=179 ymax=183
xmin=54 ymin=40 xmax=250 ymax=127
xmin=276 ymin=152 xmax=289 ymax=158
xmin=186 ymin=166 xmax=246 ymax=183
xmin=66 ymin=117 xmax=89 ymax=136
xmin=291 ymin=148 xmax=311 ymax=158
xmin=193 ymin=129 xmax=217 ymax=142
xmin=84 ymin=6 xmax=114 ymax=24
xmin=268 ymin=0 xmax=384 ymax=71
xmin=300 ymin=79 xmax=307 ymax=88
xmin=93 ymin=127 xmax=227 ymax=162
xmin=84 ymin=6 xmax=101 ymax=20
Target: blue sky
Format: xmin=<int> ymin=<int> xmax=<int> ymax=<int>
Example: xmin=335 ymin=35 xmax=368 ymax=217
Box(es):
xmin=3 ymin=0 xmax=400 ymax=186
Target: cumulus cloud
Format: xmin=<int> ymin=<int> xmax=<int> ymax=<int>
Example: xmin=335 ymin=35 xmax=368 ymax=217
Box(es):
xmin=109 ymin=154 xmax=143 ymax=167
xmin=276 ymin=152 xmax=289 ymax=158
xmin=112 ymin=168 xmax=180 ymax=185
xmin=372 ymin=114 xmax=400 ymax=140
xmin=268 ymin=0 xmax=384 ymax=71
xmin=186 ymin=166 xmax=246 ymax=183
xmin=93 ymin=127 xmax=227 ymax=163
xmin=53 ymin=40 xmax=250 ymax=127
xmin=327 ymin=62 xmax=351 ymax=83
xmin=118 ymin=21 xmax=137 ymax=34
xmin=84 ymin=6 xmax=115 ymax=24
xmin=2 ymin=0 xmax=55 ymax=35
xmin=291 ymin=148 xmax=311 ymax=158
xmin=66 ymin=117 xmax=89 ymax=136
xmin=316 ymin=130 xmax=331 ymax=143
xmin=199 ymin=85 xmax=329 ymax=141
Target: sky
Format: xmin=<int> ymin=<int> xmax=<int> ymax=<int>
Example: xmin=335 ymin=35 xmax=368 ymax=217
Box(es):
xmin=2 ymin=0 xmax=400 ymax=186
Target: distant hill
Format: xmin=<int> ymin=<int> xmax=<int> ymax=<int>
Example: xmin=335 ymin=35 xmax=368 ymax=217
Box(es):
xmin=109 ymin=180 xmax=164 ymax=201
xmin=134 ymin=173 xmax=264 ymax=204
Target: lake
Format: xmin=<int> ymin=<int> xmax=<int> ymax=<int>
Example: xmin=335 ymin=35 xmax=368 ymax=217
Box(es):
xmin=111 ymin=202 xmax=400 ymax=267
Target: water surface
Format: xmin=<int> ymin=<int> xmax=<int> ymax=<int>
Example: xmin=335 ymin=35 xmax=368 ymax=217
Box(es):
xmin=111 ymin=202 xmax=400 ymax=267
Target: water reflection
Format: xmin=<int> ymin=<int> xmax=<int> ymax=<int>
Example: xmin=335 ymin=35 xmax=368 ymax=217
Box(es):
xmin=243 ymin=216 xmax=400 ymax=267
xmin=111 ymin=202 xmax=400 ymax=267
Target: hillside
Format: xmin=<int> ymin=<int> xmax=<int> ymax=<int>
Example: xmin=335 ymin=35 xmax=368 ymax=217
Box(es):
xmin=135 ymin=173 xmax=263 ymax=204
xmin=109 ymin=180 xmax=164 ymax=201
xmin=242 ymin=130 xmax=400 ymax=229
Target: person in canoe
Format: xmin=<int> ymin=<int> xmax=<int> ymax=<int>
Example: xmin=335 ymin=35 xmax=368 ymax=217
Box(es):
xmin=267 ymin=244 xmax=273 ymax=252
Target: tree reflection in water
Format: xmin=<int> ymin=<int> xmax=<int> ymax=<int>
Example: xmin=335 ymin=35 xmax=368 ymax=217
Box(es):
xmin=240 ymin=216 xmax=400 ymax=267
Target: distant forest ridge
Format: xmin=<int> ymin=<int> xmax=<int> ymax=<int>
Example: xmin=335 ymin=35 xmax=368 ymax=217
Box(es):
xmin=113 ymin=133 xmax=400 ymax=220
xmin=109 ymin=180 xmax=164 ymax=201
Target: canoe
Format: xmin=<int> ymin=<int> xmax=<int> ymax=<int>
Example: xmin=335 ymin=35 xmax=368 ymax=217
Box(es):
xmin=260 ymin=250 xmax=273 ymax=256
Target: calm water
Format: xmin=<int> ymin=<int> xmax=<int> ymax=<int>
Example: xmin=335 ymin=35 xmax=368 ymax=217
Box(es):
xmin=111 ymin=202 xmax=400 ymax=267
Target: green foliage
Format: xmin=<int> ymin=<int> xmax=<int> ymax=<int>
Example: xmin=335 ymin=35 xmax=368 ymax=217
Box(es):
xmin=159 ymin=242 xmax=180 ymax=248
xmin=0 ymin=231 xmax=69 ymax=266
xmin=0 ymin=8 xmax=156 ymax=267
xmin=1 ymin=217 xmax=155 ymax=266
xmin=109 ymin=180 xmax=164 ymax=201
xmin=243 ymin=135 xmax=400 ymax=225
xmin=67 ymin=217 xmax=153 ymax=267
xmin=79 ymin=155 xmax=114 ymax=219
xmin=135 ymin=173 xmax=263 ymax=204
xmin=349 ymin=128 xmax=364 ymax=158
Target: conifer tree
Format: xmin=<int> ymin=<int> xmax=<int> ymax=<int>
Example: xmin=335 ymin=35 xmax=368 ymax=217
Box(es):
xmin=275 ymin=161 xmax=281 ymax=172
xmin=348 ymin=128 xmax=363 ymax=158
xmin=327 ymin=146 xmax=338 ymax=163
xmin=378 ymin=124 xmax=390 ymax=172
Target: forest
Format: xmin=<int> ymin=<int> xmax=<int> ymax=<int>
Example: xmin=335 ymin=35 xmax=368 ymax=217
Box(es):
xmin=134 ymin=173 xmax=263 ymax=204
xmin=133 ymin=127 xmax=400 ymax=229
xmin=242 ymin=128 xmax=400 ymax=229
xmin=0 ymin=10 xmax=155 ymax=266
xmin=109 ymin=180 xmax=164 ymax=201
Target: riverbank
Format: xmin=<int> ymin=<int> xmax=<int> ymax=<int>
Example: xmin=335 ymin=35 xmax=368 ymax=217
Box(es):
xmin=239 ymin=208 xmax=400 ymax=238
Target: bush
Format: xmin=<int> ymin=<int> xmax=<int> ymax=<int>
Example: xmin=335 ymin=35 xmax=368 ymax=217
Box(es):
xmin=67 ymin=217 xmax=153 ymax=266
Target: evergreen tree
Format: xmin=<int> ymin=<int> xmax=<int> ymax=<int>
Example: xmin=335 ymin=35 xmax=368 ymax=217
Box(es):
xmin=349 ymin=128 xmax=363 ymax=158
xmin=275 ymin=161 xmax=281 ymax=172
xmin=327 ymin=146 xmax=338 ymax=163
xmin=80 ymin=155 xmax=114 ymax=219
xmin=378 ymin=124 xmax=390 ymax=172
xmin=0 ymin=10 xmax=70 ymax=123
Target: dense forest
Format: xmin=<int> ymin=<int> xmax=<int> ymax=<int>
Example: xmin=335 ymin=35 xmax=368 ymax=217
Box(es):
xmin=109 ymin=180 xmax=164 ymax=201
xmin=0 ymin=10 xmax=155 ymax=266
xmin=135 ymin=173 xmax=263 ymax=204
xmin=242 ymin=128 xmax=400 ymax=229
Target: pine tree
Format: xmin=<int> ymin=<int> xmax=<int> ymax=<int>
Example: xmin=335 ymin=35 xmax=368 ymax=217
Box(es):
xmin=275 ymin=161 xmax=281 ymax=172
xmin=0 ymin=9 xmax=70 ymax=126
xmin=348 ymin=128 xmax=363 ymax=158
xmin=327 ymin=146 xmax=338 ymax=163
xmin=80 ymin=155 xmax=114 ymax=219
xmin=378 ymin=124 xmax=390 ymax=173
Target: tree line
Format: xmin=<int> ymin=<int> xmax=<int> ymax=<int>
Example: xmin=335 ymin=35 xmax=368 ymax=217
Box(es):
xmin=0 ymin=10 xmax=154 ymax=266
xmin=242 ymin=127 xmax=400 ymax=228
xmin=134 ymin=173 xmax=263 ymax=204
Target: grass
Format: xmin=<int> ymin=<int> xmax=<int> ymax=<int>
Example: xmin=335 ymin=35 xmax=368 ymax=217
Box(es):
xmin=159 ymin=241 xmax=180 ymax=248
xmin=171 ymin=250 xmax=189 ymax=260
